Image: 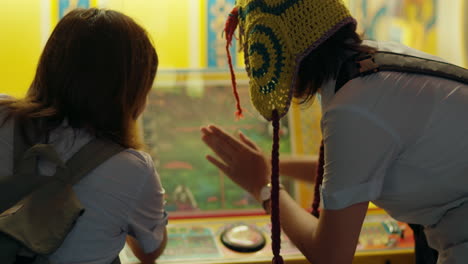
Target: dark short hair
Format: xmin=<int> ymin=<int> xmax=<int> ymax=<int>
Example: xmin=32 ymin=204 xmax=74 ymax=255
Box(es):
xmin=295 ymin=23 xmax=376 ymax=104
xmin=1 ymin=8 xmax=157 ymax=148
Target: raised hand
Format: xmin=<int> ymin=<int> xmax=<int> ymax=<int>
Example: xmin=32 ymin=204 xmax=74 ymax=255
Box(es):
xmin=200 ymin=125 xmax=270 ymax=201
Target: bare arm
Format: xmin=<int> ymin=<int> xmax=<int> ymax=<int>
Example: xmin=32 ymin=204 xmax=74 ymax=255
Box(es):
xmin=279 ymin=155 xmax=318 ymax=183
xmin=266 ymin=190 xmax=368 ymax=264
xmin=126 ymin=228 xmax=168 ymax=264
xmin=201 ymin=125 xmax=367 ymax=263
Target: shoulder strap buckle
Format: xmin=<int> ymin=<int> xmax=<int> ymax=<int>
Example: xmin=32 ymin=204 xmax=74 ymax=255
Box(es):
xmin=356 ymin=54 xmax=380 ymax=76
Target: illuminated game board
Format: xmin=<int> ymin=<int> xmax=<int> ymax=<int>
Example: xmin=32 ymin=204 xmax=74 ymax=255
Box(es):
xmin=120 ymin=212 xmax=415 ymax=264
xmin=141 ymin=72 xmax=292 ymax=214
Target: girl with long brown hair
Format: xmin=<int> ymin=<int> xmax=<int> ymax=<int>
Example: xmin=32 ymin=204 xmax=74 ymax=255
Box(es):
xmin=1 ymin=8 xmax=167 ymax=264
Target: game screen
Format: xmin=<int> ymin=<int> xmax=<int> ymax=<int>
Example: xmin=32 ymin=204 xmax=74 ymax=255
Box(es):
xmin=141 ymin=73 xmax=294 ymax=216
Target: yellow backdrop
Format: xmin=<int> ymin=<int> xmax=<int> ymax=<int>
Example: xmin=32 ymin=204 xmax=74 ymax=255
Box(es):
xmin=0 ymin=1 xmax=466 ymax=98
xmin=0 ymin=0 xmax=42 ymax=98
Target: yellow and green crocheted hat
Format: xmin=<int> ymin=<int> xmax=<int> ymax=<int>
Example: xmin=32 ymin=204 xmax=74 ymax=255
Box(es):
xmin=225 ymin=0 xmax=356 ymax=121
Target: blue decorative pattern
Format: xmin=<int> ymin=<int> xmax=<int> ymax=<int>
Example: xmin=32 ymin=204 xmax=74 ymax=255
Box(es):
xmin=208 ymin=0 xmax=236 ymax=68
xmin=59 ymin=0 xmax=90 ymax=19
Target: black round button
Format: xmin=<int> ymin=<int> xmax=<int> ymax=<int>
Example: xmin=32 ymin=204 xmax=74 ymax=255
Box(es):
xmin=220 ymin=223 xmax=266 ymax=253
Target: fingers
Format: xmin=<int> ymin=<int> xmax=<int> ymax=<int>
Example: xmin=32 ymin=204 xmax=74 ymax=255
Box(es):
xmin=204 ymin=125 xmax=259 ymax=152
xmin=238 ymin=131 xmax=259 ymax=151
xmin=201 ymin=125 xmax=261 ymax=168
xmin=206 ymin=155 xmax=230 ymax=175
xmin=201 ymin=132 xmax=233 ymax=163
xmin=206 ymin=125 xmax=243 ymax=152
xmin=200 ymin=125 xmax=211 ymax=133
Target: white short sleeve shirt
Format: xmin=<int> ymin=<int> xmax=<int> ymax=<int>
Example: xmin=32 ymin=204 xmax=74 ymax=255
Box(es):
xmin=0 ymin=97 xmax=168 ymax=264
xmin=318 ymin=41 xmax=468 ymax=262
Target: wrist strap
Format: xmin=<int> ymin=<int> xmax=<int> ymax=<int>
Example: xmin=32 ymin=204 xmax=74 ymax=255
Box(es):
xmin=262 ymin=184 xmax=284 ymax=214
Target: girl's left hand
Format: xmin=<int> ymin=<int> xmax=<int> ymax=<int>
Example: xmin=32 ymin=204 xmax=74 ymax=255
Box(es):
xmin=200 ymin=124 xmax=270 ymax=201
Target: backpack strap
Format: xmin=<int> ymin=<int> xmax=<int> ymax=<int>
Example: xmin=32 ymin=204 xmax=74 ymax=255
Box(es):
xmin=335 ymin=51 xmax=468 ymax=92
xmin=13 ymin=118 xmax=42 ymax=170
xmin=111 ymin=256 xmax=122 ymax=264
xmin=1 ymin=119 xmax=55 ymax=214
xmin=3 ymin=120 xmax=125 ymax=214
xmin=0 ymin=119 xmax=125 ymax=257
xmin=54 ymin=137 xmax=126 ymax=185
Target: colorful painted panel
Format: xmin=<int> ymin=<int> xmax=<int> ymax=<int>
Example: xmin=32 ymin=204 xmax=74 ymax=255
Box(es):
xmin=349 ymin=0 xmax=438 ymax=54
xmin=59 ymin=0 xmax=90 ymax=19
xmin=207 ymin=0 xmax=236 ymax=68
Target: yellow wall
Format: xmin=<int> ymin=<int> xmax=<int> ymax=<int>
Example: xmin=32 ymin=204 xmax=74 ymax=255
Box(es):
xmin=0 ymin=0 xmax=42 ymax=98
xmin=104 ymin=0 xmax=191 ymax=69
xmin=0 ymin=0 xmax=200 ymax=98
xmin=0 ymin=0 xmax=465 ymax=97
xmin=460 ymin=0 xmax=468 ymax=68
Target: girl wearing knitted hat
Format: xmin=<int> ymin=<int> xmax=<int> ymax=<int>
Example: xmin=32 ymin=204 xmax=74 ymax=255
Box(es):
xmin=201 ymin=0 xmax=468 ymax=263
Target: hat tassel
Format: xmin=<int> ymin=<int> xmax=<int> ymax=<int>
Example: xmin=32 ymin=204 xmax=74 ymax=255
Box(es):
xmin=224 ymin=7 xmax=243 ymax=119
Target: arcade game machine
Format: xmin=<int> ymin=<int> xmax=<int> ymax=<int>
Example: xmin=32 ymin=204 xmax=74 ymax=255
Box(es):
xmin=0 ymin=1 xmax=464 ymax=263
xmin=112 ymin=0 xmax=446 ymax=263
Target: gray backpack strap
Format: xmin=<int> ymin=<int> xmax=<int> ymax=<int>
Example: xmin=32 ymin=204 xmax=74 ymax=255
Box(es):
xmin=111 ymin=256 xmax=122 ymax=264
xmin=56 ymin=138 xmax=125 ymax=185
xmin=0 ymin=119 xmax=125 ymax=260
xmin=2 ymin=120 xmax=124 ymax=214
xmin=13 ymin=118 xmax=27 ymax=169
xmin=335 ymin=51 xmax=468 ymax=92
xmin=0 ymin=119 xmax=54 ymax=214
xmin=12 ymin=118 xmax=43 ymax=169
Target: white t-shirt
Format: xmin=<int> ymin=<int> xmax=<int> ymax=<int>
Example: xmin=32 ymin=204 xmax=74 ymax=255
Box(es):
xmin=0 ymin=95 xmax=168 ymax=264
xmin=318 ymin=41 xmax=468 ymax=262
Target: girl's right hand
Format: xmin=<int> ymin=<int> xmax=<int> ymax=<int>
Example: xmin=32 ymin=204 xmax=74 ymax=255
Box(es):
xmin=200 ymin=124 xmax=271 ymax=201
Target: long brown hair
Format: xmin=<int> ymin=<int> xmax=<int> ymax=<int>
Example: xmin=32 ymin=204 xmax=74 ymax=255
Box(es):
xmin=295 ymin=23 xmax=376 ymax=104
xmin=0 ymin=8 xmax=157 ymax=149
